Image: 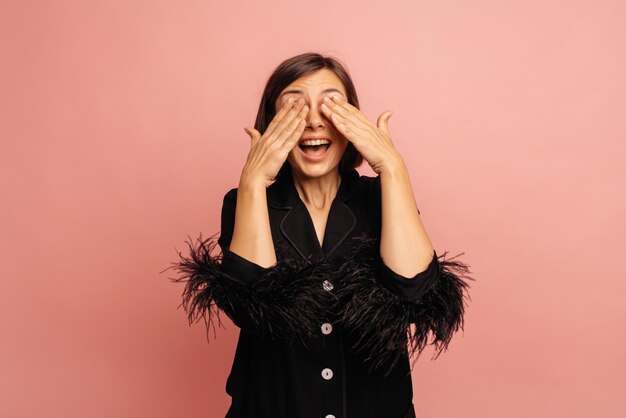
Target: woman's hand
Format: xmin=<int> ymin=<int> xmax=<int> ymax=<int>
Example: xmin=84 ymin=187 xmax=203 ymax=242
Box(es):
xmin=320 ymin=94 xmax=403 ymax=175
xmin=241 ymin=97 xmax=308 ymax=188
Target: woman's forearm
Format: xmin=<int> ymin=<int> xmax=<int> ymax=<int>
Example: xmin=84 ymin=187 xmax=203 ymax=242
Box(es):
xmin=228 ymin=176 xmax=277 ymax=268
xmin=379 ymin=159 xmax=435 ymax=278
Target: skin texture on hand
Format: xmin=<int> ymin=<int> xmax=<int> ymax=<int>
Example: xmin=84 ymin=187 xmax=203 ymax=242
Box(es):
xmin=241 ymin=96 xmax=309 ymax=189
xmin=230 ymin=97 xmax=309 ymax=268
xmin=320 ymin=93 xmax=399 ymax=175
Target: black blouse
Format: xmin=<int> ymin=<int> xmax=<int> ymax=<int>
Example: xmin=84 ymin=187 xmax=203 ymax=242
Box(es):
xmin=170 ymin=165 xmax=473 ymax=418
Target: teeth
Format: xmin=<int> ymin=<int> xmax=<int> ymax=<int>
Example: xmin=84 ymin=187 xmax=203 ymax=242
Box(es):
xmin=301 ymin=139 xmax=330 ymax=146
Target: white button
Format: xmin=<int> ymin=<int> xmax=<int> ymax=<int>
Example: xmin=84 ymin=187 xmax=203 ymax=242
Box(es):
xmin=322 ymin=280 xmax=334 ymax=291
xmin=325 ymin=415 xmax=336 ymax=418
xmin=321 ymin=368 xmax=333 ymax=380
xmin=321 ymin=323 xmax=333 ymax=335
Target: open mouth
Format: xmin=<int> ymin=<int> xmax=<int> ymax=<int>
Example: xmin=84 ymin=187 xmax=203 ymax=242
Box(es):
xmin=298 ymin=139 xmax=331 ymax=159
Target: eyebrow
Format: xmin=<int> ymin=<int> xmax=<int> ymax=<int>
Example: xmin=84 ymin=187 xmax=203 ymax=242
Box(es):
xmin=279 ymin=88 xmax=345 ymax=99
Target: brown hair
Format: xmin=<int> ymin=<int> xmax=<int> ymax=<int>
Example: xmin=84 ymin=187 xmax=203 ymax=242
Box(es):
xmin=253 ymin=52 xmax=364 ymax=178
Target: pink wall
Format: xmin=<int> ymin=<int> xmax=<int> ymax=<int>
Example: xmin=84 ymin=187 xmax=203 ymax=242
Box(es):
xmin=1 ymin=1 xmax=624 ymax=417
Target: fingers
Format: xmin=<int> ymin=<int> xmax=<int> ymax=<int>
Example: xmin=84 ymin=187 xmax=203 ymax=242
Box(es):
xmin=279 ymin=103 xmax=308 ymax=149
xmin=282 ymin=110 xmax=308 ymax=152
xmin=243 ymin=127 xmax=261 ymax=143
xmin=325 ymin=106 xmax=370 ymax=140
xmin=322 ymin=95 xmax=372 ymax=130
xmin=264 ymin=97 xmax=306 ymax=143
xmin=376 ymin=111 xmax=393 ymax=136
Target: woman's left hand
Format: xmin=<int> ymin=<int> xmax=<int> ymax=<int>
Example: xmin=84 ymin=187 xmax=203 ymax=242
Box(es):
xmin=321 ymin=94 xmax=404 ymax=175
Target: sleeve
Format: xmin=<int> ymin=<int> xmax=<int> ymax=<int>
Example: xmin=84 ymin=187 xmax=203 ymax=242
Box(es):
xmin=376 ymin=251 xmax=440 ymax=301
xmin=333 ymin=210 xmax=475 ymax=376
xmin=167 ymin=188 xmax=329 ymax=344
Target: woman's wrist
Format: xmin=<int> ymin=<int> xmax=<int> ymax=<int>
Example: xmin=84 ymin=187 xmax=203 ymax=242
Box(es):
xmin=378 ymin=153 xmax=407 ymax=178
xmin=239 ymin=168 xmax=268 ymax=191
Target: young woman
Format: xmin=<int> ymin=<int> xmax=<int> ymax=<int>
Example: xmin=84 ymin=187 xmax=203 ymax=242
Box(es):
xmin=171 ymin=52 xmax=474 ymax=418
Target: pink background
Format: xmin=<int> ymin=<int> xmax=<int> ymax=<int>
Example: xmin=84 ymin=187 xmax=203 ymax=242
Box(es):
xmin=1 ymin=1 xmax=624 ymax=417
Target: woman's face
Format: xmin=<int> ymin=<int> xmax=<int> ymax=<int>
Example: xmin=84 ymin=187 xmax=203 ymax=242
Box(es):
xmin=274 ymin=69 xmax=350 ymax=179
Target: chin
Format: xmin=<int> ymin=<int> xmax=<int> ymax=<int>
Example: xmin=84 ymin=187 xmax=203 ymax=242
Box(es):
xmin=288 ymin=157 xmax=341 ymax=179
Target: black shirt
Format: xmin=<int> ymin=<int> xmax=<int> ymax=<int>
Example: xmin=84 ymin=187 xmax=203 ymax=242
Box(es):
xmin=171 ymin=165 xmax=473 ymax=418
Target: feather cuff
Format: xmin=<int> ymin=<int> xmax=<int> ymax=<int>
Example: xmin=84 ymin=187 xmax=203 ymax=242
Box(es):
xmin=333 ymin=233 xmax=475 ymax=376
xmin=166 ymin=232 xmax=474 ymax=376
xmin=165 ymin=233 xmax=332 ymax=346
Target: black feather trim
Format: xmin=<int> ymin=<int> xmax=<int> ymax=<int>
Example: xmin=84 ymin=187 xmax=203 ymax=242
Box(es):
xmin=332 ymin=233 xmax=475 ymax=377
xmin=164 ymin=233 xmax=334 ymax=347
xmin=165 ymin=231 xmax=475 ymax=377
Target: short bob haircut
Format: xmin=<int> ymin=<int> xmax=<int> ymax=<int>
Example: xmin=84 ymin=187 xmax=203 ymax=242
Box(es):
xmin=253 ymin=52 xmax=364 ymax=179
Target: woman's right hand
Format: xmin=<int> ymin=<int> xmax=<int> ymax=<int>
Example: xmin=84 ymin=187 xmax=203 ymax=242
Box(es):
xmin=241 ymin=97 xmax=308 ymax=189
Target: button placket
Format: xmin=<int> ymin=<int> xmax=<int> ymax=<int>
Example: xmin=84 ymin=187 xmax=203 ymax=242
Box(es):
xmin=321 ymin=280 xmax=337 ymax=417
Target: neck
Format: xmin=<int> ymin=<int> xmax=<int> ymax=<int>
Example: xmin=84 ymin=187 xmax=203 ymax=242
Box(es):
xmin=291 ymin=169 xmax=342 ymax=210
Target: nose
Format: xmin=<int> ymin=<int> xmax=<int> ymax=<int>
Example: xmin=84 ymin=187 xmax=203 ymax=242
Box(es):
xmin=304 ymin=100 xmax=327 ymax=130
